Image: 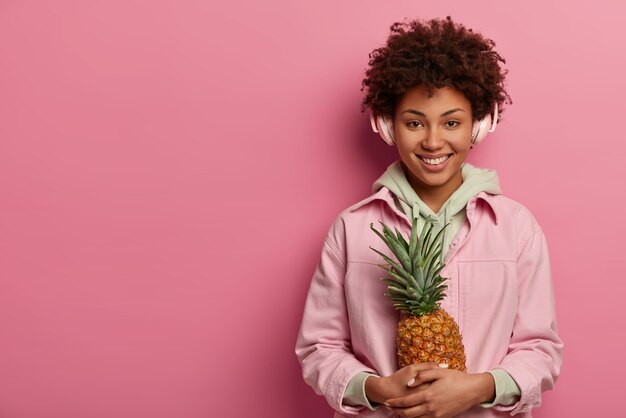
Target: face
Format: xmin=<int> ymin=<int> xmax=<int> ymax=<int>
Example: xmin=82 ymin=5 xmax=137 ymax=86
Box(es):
xmin=393 ymin=85 xmax=473 ymax=198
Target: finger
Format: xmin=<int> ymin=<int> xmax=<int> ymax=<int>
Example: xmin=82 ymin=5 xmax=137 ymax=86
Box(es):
xmin=406 ymin=363 xmax=440 ymax=386
xmin=415 ymin=368 xmax=447 ymax=383
xmin=388 ymin=404 xmax=430 ymax=418
xmin=408 ymin=362 xmax=439 ymax=373
xmin=385 ymin=391 xmax=427 ymax=408
xmin=402 ymin=362 xmax=439 ymax=377
xmin=411 ymin=382 xmax=431 ymax=391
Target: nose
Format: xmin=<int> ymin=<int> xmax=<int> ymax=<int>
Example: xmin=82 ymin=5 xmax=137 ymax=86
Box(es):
xmin=422 ymin=126 xmax=445 ymax=150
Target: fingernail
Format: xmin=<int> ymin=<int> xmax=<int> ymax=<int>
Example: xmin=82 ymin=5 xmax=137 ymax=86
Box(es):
xmin=406 ymin=378 xmax=415 ymax=387
xmin=384 ymin=402 xmax=391 ymax=407
xmin=438 ymin=363 xmax=449 ymax=368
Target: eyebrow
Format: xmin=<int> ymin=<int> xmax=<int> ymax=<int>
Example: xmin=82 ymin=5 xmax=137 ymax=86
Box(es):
xmin=401 ymin=108 xmax=466 ymax=117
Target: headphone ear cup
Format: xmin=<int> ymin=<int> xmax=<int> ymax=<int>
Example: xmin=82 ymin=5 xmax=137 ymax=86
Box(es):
xmin=471 ymin=114 xmax=492 ymax=145
xmin=370 ymin=112 xmax=395 ymax=146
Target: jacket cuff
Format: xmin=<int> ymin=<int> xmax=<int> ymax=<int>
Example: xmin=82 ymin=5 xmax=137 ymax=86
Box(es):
xmin=342 ymin=372 xmax=381 ymax=410
xmin=492 ymin=362 xmax=542 ymax=414
xmin=327 ymin=363 xmax=378 ymax=415
xmin=479 ymin=369 xmax=521 ymax=408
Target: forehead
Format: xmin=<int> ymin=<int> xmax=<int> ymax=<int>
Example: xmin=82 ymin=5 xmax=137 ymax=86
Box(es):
xmin=397 ymin=85 xmax=472 ymax=113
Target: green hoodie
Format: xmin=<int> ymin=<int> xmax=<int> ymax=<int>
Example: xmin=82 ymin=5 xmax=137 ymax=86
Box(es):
xmin=372 ymin=160 xmax=501 ymax=260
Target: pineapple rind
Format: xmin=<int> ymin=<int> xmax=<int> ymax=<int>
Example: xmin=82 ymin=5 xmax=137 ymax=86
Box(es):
xmin=397 ymin=309 xmax=466 ymax=371
xmin=370 ymin=218 xmax=467 ymax=371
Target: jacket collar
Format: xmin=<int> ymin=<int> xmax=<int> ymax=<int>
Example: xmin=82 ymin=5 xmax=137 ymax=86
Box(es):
xmin=349 ymin=187 xmax=499 ymax=225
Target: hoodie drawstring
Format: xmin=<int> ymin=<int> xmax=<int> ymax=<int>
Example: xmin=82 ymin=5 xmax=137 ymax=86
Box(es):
xmin=412 ymin=201 xmax=451 ymax=264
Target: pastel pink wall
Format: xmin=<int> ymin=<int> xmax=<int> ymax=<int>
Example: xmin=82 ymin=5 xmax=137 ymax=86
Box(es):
xmin=0 ymin=1 xmax=622 ymax=417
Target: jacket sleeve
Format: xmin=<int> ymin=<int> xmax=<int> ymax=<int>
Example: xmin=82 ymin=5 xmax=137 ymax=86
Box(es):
xmin=494 ymin=228 xmax=564 ymax=415
xmin=295 ymin=224 xmax=377 ymax=415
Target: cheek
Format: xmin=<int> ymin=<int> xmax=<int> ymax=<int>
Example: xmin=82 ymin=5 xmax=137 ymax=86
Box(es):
xmin=395 ymin=130 xmax=422 ymax=151
xmin=453 ymin=141 xmax=472 ymax=153
xmin=450 ymin=131 xmax=472 ymax=151
xmin=396 ymin=146 xmax=414 ymax=163
xmin=397 ymin=141 xmax=416 ymax=155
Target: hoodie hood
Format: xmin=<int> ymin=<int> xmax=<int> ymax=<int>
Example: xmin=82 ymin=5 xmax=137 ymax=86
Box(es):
xmin=372 ymin=160 xmax=501 ymax=257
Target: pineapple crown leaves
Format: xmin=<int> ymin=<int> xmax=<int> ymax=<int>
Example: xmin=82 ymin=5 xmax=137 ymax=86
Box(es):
xmin=369 ymin=218 xmax=450 ymax=316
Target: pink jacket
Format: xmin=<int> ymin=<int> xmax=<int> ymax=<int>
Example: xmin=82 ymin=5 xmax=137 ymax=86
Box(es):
xmin=295 ymin=187 xmax=563 ymax=417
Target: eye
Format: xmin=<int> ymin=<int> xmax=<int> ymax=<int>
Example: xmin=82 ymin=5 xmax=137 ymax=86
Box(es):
xmin=445 ymin=120 xmax=460 ymax=128
xmin=407 ymin=121 xmax=423 ymax=129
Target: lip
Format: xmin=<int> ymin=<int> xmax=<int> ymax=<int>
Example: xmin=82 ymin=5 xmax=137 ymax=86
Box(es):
xmin=416 ymin=153 xmax=452 ymax=172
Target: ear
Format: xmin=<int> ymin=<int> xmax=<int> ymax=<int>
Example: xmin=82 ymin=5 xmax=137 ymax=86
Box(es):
xmin=369 ymin=112 xmax=395 ymax=146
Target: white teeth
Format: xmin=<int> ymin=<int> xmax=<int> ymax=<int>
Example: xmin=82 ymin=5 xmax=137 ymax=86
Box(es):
xmin=421 ymin=155 xmax=449 ymax=165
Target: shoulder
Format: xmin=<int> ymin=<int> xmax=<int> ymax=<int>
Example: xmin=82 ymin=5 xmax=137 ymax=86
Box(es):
xmin=486 ymin=194 xmax=538 ymax=219
xmin=480 ymin=193 xmax=544 ymax=247
xmin=324 ymin=188 xmax=401 ymax=251
xmin=489 ymin=194 xmax=541 ymax=223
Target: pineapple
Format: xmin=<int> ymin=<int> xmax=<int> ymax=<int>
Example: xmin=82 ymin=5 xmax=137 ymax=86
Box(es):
xmin=369 ymin=218 xmax=466 ymax=371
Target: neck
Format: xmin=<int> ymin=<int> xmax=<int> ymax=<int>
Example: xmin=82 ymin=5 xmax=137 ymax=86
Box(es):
xmin=401 ymin=163 xmax=463 ymax=214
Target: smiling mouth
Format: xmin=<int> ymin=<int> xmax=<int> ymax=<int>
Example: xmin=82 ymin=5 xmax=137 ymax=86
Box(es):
xmin=418 ymin=154 xmax=451 ymax=165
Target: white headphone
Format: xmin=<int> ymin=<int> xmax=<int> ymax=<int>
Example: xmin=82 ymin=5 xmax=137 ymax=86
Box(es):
xmin=370 ymin=102 xmax=499 ymax=146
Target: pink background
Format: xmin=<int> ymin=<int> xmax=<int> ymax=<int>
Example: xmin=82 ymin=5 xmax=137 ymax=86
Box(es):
xmin=0 ymin=1 xmax=622 ymax=417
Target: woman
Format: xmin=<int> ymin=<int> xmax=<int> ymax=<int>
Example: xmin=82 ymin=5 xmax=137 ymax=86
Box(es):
xmin=296 ymin=16 xmax=563 ymax=418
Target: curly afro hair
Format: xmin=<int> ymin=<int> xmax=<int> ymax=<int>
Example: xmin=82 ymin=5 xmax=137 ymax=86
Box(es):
xmin=361 ymin=16 xmax=512 ymax=121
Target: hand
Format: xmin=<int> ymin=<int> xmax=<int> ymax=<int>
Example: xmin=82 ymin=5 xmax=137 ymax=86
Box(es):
xmin=385 ymin=369 xmax=495 ymax=418
xmin=364 ymin=363 xmax=440 ymax=405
